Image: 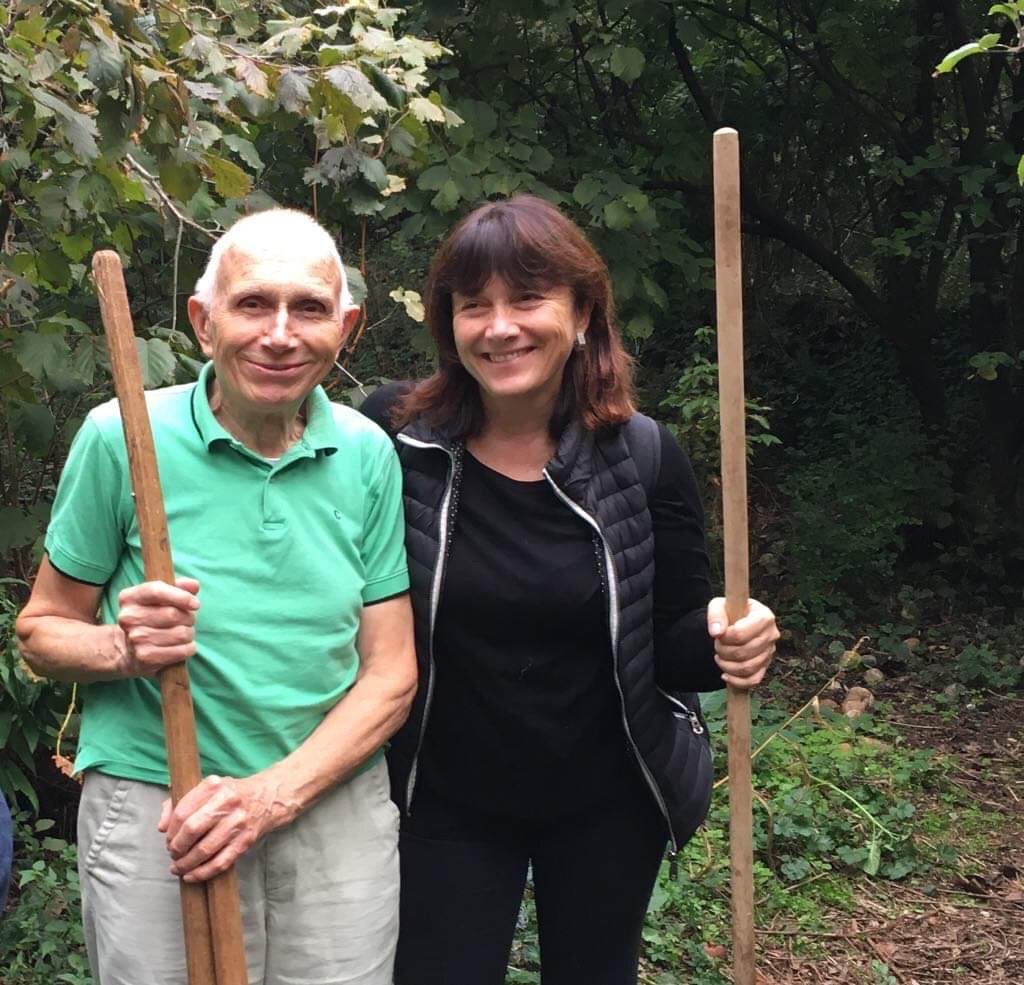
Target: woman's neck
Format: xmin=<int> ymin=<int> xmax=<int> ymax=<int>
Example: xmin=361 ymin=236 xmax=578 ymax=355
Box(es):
xmin=469 ymin=397 xmax=557 ymax=480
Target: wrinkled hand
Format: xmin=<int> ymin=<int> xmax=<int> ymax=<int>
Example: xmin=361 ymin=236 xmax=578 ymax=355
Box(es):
xmin=708 ymin=597 xmax=779 ymax=688
xmin=115 ymin=578 xmax=200 ymax=677
xmin=158 ymin=773 xmax=288 ymax=882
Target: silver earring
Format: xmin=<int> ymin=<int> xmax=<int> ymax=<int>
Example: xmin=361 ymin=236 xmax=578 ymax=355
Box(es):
xmin=575 ymin=331 xmax=586 ymax=348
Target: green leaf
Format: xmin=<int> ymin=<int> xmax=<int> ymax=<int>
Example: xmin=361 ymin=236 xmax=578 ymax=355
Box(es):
xmin=326 ymin=65 xmax=388 ymax=113
xmin=609 ymin=46 xmax=645 ymax=83
xmin=30 ymin=88 xmax=100 ymax=160
xmin=603 ymin=200 xmax=633 ymax=230
xmin=409 ymin=95 xmax=446 ymax=124
xmin=417 ymin=164 xmax=450 ymax=191
xmin=202 ymin=152 xmax=252 ymax=199
xmin=82 ymin=38 xmax=124 ymax=90
xmin=360 ymin=59 xmax=406 ymax=109
xmin=135 ymin=337 xmax=176 ymax=388
xmin=222 ymin=134 xmax=263 ymax=171
xmin=530 ymin=146 xmax=554 ymax=173
xmin=431 ymin=178 xmax=460 ymax=212
xmin=0 ymin=506 xmax=42 ymax=552
xmin=13 ymin=331 xmax=71 ymax=380
xmin=357 ymin=154 xmax=387 ymax=190
xmin=573 ymin=177 xmax=602 ymax=206
xmin=625 ymin=311 xmax=654 ymax=339
xmin=344 ymin=265 xmax=367 ymax=307
xmin=159 ymin=156 xmax=203 ymax=201
xmin=934 ymin=42 xmax=989 ymax=74
xmin=56 ymin=231 xmax=93 ymax=262
xmin=36 ymin=250 xmax=71 ymax=288
xmin=11 ymin=401 xmax=55 ymax=452
xmin=1018 ymin=153 xmax=1024 ymax=187
xmin=276 ymin=70 xmax=311 ymax=114
xmin=989 ymin=3 xmax=1021 ymax=18
xmin=865 ymin=835 xmax=882 ymax=876
xmin=13 ymin=15 xmax=47 ymax=44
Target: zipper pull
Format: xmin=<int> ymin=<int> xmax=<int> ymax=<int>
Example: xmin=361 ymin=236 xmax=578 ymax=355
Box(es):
xmin=688 ymin=710 xmax=705 ymax=736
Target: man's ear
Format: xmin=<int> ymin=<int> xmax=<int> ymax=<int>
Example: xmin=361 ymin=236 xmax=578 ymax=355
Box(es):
xmin=188 ymin=297 xmax=214 ymax=358
xmin=339 ymin=306 xmax=360 ymax=348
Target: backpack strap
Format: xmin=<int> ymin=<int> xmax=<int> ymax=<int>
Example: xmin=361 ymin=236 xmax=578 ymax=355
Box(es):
xmin=622 ymin=412 xmax=662 ymax=498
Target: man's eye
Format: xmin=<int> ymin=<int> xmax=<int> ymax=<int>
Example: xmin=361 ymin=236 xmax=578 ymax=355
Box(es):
xmin=299 ymin=302 xmax=327 ymax=315
xmin=239 ymin=297 xmax=266 ymax=310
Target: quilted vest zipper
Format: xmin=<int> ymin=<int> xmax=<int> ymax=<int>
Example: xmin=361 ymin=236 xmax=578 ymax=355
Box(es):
xmin=542 ymin=469 xmax=677 ymax=852
xmin=396 ymin=433 xmax=458 ymax=813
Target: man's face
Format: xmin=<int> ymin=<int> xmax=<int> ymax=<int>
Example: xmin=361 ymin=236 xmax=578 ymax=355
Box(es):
xmin=188 ymin=244 xmax=356 ymax=415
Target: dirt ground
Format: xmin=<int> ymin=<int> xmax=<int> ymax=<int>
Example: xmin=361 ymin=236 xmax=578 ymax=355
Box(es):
xmin=756 ymin=684 xmax=1024 ymax=984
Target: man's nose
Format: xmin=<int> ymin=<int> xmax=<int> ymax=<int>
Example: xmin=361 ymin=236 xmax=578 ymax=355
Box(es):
xmin=264 ymin=305 xmax=295 ymax=348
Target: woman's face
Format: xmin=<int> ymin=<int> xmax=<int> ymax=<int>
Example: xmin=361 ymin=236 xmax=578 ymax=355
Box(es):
xmin=451 ymin=277 xmax=589 ymax=413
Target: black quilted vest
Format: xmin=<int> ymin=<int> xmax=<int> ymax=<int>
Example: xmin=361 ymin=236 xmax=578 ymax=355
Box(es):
xmin=388 ymin=413 xmax=713 ymax=850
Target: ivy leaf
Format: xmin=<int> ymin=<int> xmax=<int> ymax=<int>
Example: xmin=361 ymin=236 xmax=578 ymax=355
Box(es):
xmin=409 ymin=95 xmax=446 ymax=124
xmin=202 ymin=152 xmax=252 ymax=199
xmin=276 ymin=69 xmax=311 ymax=113
xmin=135 ymin=337 xmax=176 ymax=388
xmin=609 ymin=46 xmax=645 ymax=83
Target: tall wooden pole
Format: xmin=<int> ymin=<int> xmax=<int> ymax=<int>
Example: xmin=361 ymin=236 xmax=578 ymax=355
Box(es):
xmin=92 ymin=251 xmax=248 ymax=985
xmin=712 ymin=128 xmax=756 ymax=985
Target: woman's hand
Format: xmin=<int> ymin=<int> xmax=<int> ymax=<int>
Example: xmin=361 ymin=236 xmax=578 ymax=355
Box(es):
xmin=707 ymin=598 xmax=779 ymax=688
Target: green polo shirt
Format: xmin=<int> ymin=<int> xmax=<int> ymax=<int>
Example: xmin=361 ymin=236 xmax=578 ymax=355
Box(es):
xmin=45 ymin=361 xmax=409 ymax=785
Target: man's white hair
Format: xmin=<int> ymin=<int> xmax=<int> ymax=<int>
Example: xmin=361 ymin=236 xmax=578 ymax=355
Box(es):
xmin=192 ymin=208 xmax=356 ymax=311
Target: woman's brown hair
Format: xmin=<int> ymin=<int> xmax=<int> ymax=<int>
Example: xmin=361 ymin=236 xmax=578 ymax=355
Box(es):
xmin=394 ymin=195 xmax=635 ymax=436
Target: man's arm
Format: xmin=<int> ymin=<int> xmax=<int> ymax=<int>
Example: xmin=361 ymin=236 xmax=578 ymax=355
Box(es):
xmin=16 ymin=556 xmax=201 ymax=683
xmin=160 ymin=593 xmax=416 ymax=882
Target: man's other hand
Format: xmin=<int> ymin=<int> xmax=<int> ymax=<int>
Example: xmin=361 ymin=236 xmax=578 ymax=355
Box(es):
xmin=158 ymin=773 xmax=291 ymax=882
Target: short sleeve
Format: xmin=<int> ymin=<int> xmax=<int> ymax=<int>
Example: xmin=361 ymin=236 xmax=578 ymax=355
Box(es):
xmin=360 ymin=439 xmax=410 ymax=604
xmin=44 ymin=415 xmax=129 ymax=586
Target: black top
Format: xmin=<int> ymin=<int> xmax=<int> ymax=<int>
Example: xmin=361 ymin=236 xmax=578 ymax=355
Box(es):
xmin=414 ymin=426 xmax=717 ymax=818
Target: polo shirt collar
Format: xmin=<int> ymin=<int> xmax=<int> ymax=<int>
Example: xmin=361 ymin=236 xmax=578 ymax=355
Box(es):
xmin=190 ymin=361 xmax=340 ymax=457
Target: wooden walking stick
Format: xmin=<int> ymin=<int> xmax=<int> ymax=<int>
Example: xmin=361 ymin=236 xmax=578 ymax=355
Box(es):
xmin=712 ymin=128 xmax=756 ymax=985
xmin=92 ymin=251 xmax=248 ymax=985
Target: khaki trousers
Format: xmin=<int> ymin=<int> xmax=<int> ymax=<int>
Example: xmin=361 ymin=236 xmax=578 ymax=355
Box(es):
xmin=78 ymin=760 xmax=400 ymax=985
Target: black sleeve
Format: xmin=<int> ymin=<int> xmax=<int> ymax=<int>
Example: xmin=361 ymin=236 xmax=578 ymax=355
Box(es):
xmin=358 ymin=380 xmax=414 ymax=436
xmin=651 ymin=423 xmax=723 ymax=692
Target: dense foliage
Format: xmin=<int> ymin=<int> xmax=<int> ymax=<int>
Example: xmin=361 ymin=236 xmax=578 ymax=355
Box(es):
xmin=1 ymin=0 xmax=1022 ymax=978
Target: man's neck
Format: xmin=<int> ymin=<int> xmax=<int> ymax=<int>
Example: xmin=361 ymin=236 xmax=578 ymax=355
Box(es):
xmin=207 ymin=380 xmax=306 ymax=459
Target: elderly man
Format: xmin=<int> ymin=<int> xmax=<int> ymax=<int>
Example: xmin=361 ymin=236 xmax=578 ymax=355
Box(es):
xmin=16 ymin=209 xmax=416 ymax=984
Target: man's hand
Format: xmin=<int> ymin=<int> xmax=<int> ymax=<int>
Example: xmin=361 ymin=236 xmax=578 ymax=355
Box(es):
xmin=707 ymin=597 xmax=779 ymax=688
xmin=114 ymin=577 xmax=200 ymax=677
xmin=158 ymin=772 xmax=293 ymax=882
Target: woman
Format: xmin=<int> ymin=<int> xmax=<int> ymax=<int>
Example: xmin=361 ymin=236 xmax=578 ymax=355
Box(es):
xmin=362 ymin=195 xmax=778 ymax=985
